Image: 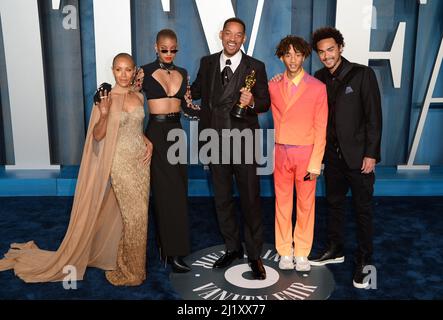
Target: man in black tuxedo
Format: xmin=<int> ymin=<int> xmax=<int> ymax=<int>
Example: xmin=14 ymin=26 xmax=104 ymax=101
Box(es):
xmin=191 ymin=17 xmax=270 ymax=280
xmin=308 ymin=27 xmax=382 ymax=289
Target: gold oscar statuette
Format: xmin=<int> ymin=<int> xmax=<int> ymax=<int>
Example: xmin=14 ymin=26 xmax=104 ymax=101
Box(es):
xmin=230 ymin=70 xmax=256 ymax=119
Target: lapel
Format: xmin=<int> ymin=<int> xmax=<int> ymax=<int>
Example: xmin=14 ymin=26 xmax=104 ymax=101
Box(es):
xmin=278 ymin=72 xmax=308 ymax=113
xmin=209 ymin=52 xmax=222 ymax=108
xmin=336 ymin=57 xmax=353 ymax=82
xmin=333 ymin=58 xmax=358 ymax=103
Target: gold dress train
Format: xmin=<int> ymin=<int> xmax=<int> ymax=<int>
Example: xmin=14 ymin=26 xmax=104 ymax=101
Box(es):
xmin=105 ymin=105 xmax=150 ymax=286
xmin=0 ymin=92 xmax=150 ymax=286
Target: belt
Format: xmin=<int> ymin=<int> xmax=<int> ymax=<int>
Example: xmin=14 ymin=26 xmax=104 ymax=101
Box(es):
xmin=149 ymin=112 xmax=181 ymax=122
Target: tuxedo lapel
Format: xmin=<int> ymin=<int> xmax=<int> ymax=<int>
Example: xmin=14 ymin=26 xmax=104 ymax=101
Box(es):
xmin=336 ymin=60 xmax=353 ymax=82
xmin=232 ymin=58 xmax=248 ymax=90
xmin=209 ymin=52 xmax=222 ymax=108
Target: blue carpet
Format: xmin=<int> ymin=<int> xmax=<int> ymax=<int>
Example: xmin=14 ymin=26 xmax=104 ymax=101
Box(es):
xmin=0 ymin=196 xmax=442 ymax=299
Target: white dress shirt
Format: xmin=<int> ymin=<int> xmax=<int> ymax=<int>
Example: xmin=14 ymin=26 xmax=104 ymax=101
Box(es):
xmin=220 ymin=50 xmax=242 ymax=74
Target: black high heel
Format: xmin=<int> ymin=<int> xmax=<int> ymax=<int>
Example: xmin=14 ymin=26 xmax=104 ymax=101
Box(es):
xmin=167 ymin=256 xmax=191 ymax=273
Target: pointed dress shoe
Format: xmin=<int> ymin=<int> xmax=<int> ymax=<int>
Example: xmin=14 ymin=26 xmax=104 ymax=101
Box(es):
xmin=167 ymin=256 xmax=191 ymax=273
xmin=248 ymin=258 xmax=266 ymax=280
xmin=309 ymin=245 xmax=344 ymax=266
xmin=213 ymin=249 xmax=244 ymax=269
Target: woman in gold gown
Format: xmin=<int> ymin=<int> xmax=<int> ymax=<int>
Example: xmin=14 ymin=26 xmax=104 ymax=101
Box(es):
xmin=0 ymin=53 xmax=152 ymax=286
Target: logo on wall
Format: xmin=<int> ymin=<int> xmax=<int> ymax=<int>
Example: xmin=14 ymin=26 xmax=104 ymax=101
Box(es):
xmin=170 ymin=244 xmax=335 ymax=300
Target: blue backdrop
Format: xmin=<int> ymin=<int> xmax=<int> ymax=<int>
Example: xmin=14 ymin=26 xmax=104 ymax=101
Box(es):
xmin=0 ymin=0 xmax=442 ymax=166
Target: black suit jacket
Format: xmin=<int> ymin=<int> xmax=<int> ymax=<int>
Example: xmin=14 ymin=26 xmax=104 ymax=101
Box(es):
xmin=315 ymin=58 xmax=382 ymax=169
xmin=191 ymin=51 xmax=270 ymax=131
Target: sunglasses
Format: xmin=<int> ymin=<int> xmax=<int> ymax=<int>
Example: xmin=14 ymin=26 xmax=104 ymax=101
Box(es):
xmin=160 ymin=49 xmax=179 ymax=54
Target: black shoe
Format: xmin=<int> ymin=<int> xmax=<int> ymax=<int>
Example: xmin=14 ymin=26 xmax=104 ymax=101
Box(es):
xmin=309 ymin=244 xmax=344 ymax=266
xmin=353 ymin=263 xmax=371 ymax=289
xmin=167 ymin=256 xmax=191 ymax=273
xmin=248 ymin=258 xmax=266 ymax=280
xmin=213 ymin=249 xmax=244 ymax=269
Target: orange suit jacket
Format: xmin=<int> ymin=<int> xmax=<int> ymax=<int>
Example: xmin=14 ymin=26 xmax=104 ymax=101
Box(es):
xmin=269 ymin=72 xmax=328 ymax=174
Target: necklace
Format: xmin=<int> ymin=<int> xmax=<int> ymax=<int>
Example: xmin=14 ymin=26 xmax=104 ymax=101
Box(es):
xmin=159 ymin=61 xmax=175 ymax=75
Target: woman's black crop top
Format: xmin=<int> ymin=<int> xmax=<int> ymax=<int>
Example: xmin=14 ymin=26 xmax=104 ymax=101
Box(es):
xmin=141 ymin=59 xmax=187 ymax=100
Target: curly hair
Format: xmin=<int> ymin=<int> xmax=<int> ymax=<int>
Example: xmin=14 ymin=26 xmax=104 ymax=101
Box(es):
xmin=311 ymin=27 xmax=344 ymax=52
xmin=275 ymin=35 xmax=311 ymax=58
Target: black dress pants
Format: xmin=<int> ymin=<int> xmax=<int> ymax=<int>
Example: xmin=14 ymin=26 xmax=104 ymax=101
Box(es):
xmin=145 ymin=118 xmax=190 ymax=257
xmin=209 ymin=132 xmax=263 ymax=260
xmin=323 ymin=143 xmax=374 ymax=263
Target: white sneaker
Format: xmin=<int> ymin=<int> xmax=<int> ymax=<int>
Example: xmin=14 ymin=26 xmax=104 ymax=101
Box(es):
xmin=279 ymin=255 xmax=294 ymax=270
xmin=295 ymin=256 xmax=311 ymax=272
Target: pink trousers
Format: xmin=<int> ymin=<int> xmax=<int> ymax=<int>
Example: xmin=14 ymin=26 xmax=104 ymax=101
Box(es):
xmin=274 ymin=144 xmax=316 ymax=257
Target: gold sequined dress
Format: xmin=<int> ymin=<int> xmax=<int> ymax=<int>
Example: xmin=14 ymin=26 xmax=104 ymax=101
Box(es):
xmin=105 ymin=105 xmax=150 ymax=286
xmin=0 ymin=93 xmax=150 ymax=284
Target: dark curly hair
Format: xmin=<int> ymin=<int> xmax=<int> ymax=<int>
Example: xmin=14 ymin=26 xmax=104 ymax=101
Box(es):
xmin=275 ymin=35 xmax=311 ymax=58
xmin=311 ymin=27 xmax=344 ymax=52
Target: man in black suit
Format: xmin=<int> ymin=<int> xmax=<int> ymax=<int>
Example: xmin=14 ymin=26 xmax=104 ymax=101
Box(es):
xmin=191 ymin=17 xmax=270 ymax=280
xmin=308 ymin=27 xmax=382 ymax=289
